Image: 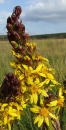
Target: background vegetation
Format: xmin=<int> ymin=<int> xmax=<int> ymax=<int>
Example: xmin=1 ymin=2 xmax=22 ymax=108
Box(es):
xmin=1 ymin=32 xmax=66 ymax=40
xmin=35 ymin=38 xmax=66 ymax=83
xmin=0 ymin=38 xmax=66 ymax=130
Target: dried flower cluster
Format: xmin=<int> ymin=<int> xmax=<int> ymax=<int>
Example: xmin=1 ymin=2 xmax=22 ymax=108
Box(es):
xmin=0 ymin=73 xmax=20 ymax=102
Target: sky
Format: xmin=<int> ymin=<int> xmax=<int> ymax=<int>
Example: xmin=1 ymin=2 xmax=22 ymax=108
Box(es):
xmin=0 ymin=0 xmax=66 ymax=35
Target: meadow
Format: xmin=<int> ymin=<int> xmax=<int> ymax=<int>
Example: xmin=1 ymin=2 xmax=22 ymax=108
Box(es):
xmin=0 ymin=39 xmax=66 ymax=84
xmin=0 ymin=41 xmax=14 ymax=84
xmin=36 ymin=38 xmax=66 ymax=83
xmin=0 ymin=38 xmax=66 ymax=130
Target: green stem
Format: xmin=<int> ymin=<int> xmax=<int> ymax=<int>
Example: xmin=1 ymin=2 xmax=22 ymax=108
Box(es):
xmin=42 ymin=122 xmax=48 ymax=130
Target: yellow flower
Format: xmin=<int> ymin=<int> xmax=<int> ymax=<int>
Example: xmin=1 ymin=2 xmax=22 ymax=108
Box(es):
xmin=29 ymin=78 xmax=48 ymax=104
xmin=32 ymin=55 xmax=49 ymax=62
xmin=24 ymin=55 xmax=31 ymax=60
xmin=26 ymin=42 xmax=36 ymax=50
xmin=0 ymin=102 xmax=23 ymax=130
xmin=16 ymin=94 xmax=28 ymax=109
xmin=47 ymin=88 xmax=64 ymax=108
xmin=11 ymin=50 xmax=22 ymax=58
xmin=39 ymin=67 xmax=60 ymax=85
xmin=20 ymin=81 xmax=27 ymax=93
xmin=31 ymin=63 xmax=60 ymax=85
xmin=30 ymin=105 xmax=56 ymax=127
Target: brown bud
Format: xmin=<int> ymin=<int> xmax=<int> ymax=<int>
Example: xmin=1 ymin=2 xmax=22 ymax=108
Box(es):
xmin=27 ymin=46 xmax=33 ymax=54
xmin=21 ymin=33 xmax=29 ymax=44
xmin=21 ymin=24 xmax=25 ymax=33
xmin=33 ymin=45 xmax=36 ymax=51
xmin=11 ymin=41 xmax=18 ymax=49
xmin=13 ymin=31 xmax=21 ymax=41
xmin=6 ymin=23 xmax=13 ymax=32
xmin=13 ymin=6 xmax=22 ymax=16
xmin=7 ymin=17 xmax=14 ymax=24
xmin=14 ymin=22 xmax=21 ymax=31
xmin=16 ymin=45 xmax=24 ymax=54
xmin=21 ymin=50 xmax=26 ymax=55
xmin=11 ymin=14 xmax=17 ymax=22
xmin=28 ymin=60 xmax=33 ymax=66
xmin=7 ymin=32 xmax=14 ymax=42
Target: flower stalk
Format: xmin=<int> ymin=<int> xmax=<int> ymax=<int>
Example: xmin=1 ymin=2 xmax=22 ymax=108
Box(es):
xmin=0 ymin=6 xmax=65 ymax=130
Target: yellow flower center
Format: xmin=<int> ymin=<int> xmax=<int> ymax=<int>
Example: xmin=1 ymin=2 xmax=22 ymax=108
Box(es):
xmin=30 ymin=85 xmax=38 ymax=93
xmin=39 ymin=108 xmax=49 ymax=117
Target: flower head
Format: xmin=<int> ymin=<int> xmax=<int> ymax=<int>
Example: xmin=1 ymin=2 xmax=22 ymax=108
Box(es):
xmin=0 ymin=102 xmax=23 ymax=130
xmin=30 ymin=105 xmax=56 ymax=127
xmin=47 ymin=87 xmax=64 ymax=114
xmin=29 ymin=78 xmax=48 ymax=104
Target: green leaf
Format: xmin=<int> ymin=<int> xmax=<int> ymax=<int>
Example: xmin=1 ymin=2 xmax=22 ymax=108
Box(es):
xmin=48 ymin=120 xmax=53 ymax=130
xmin=12 ymin=123 xmax=18 ymax=130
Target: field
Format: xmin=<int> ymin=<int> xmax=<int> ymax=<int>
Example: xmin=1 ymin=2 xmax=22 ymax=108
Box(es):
xmin=0 ymin=39 xmax=66 ymax=84
xmin=0 ymin=39 xmax=66 ymax=130
xmin=35 ymin=38 xmax=66 ymax=83
xmin=0 ymin=41 xmax=14 ymax=84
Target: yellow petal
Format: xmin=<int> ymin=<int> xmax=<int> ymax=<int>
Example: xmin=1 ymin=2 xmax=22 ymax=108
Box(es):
xmin=49 ymin=112 xmax=57 ymax=119
xmin=10 ymin=62 xmax=16 ymax=67
xmin=8 ymin=106 xmax=16 ymax=114
xmin=24 ymin=55 xmax=30 ymax=60
xmin=43 ymin=79 xmax=50 ymax=84
xmin=12 ymin=50 xmax=21 ymax=58
xmin=30 ymin=95 xmax=33 ymax=104
xmin=19 ymin=75 xmax=24 ymax=80
xmin=52 ymin=79 xmax=60 ymax=85
xmin=27 ymin=77 xmax=33 ymax=85
xmin=39 ymin=81 xmax=45 ymax=87
xmin=8 ymin=123 xmax=11 ymax=130
xmin=48 ymin=100 xmax=57 ymax=106
xmin=59 ymin=88 xmax=62 ymax=97
xmin=43 ymin=57 xmax=49 ymax=62
xmin=38 ymin=73 xmax=46 ymax=77
xmin=22 ymin=64 xmax=28 ymax=70
xmin=2 ymin=103 xmax=8 ymax=108
xmin=35 ymin=78 xmax=40 ymax=84
xmin=30 ymin=106 xmax=40 ymax=113
xmin=29 ymin=66 xmax=33 ymax=71
xmin=34 ymin=115 xmax=41 ymax=124
xmin=47 ymin=73 xmax=54 ymax=80
xmin=33 ymin=93 xmax=38 ymax=104
xmin=38 ymin=89 xmax=48 ymax=97
xmin=38 ymin=118 xmax=44 ymax=127
xmin=4 ymin=116 xmax=7 ymax=125
xmin=9 ymin=112 xmax=18 ymax=117
xmin=45 ymin=117 xmax=49 ymax=126
xmin=35 ymin=64 xmax=44 ymax=72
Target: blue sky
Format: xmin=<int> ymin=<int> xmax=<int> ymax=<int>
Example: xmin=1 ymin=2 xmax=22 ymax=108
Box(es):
xmin=0 ymin=0 xmax=66 ymax=35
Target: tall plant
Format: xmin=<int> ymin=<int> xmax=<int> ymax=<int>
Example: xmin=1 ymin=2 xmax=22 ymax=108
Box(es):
xmin=0 ymin=6 xmax=65 ymax=130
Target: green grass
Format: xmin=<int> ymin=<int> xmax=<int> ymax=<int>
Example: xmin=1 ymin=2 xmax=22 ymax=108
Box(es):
xmin=35 ymin=38 xmax=66 ymax=83
xmin=0 ymin=41 xmax=14 ymax=84
xmin=0 ymin=39 xmax=66 ymax=84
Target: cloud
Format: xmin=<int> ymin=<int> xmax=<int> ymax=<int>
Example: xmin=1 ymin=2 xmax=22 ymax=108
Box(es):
xmin=0 ymin=11 xmax=11 ymax=24
xmin=22 ymin=0 xmax=66 ymax=23
xmin=0 ymin=19 xmax=4 ymax=24
xmin=0 ymin=0 xmax=66 ymax=35
xmin=0 ymin=0 xmax=5 ymax=3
